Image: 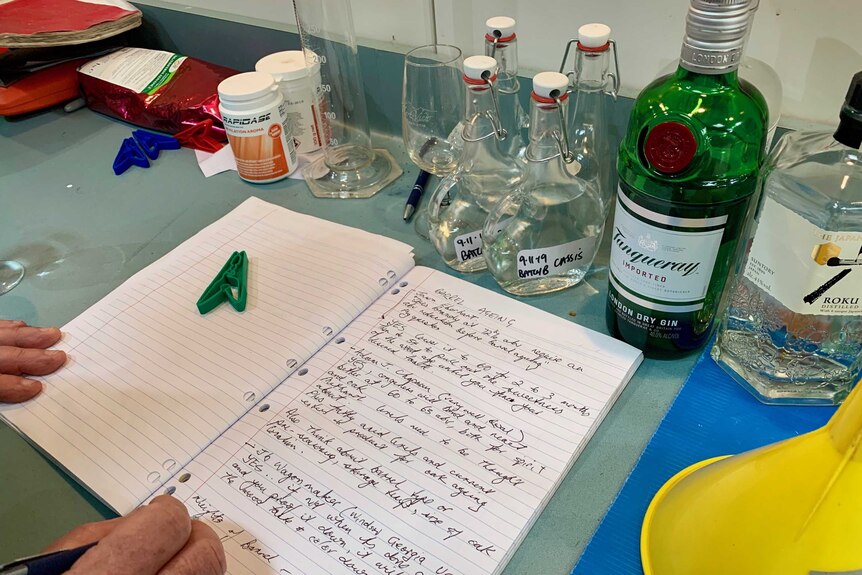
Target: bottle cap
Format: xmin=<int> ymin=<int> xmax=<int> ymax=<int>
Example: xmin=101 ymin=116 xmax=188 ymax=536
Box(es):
xmin=485 ymin=16 xmax=516 ymax=39
xmin=463 ymin=55 xmax=498 ymax=82
xmin=844 ymin=71 xmax=862 ymax=113
xmin=255 ymin=51 xmax=319 ymax=82
xmin=578 ymin=23 xmax=611 ymax=49
xmin=834 ymin=71 xmax=862 ymax=149
xmin=681 ymin=0 xmax=753 ymax=75
xmin=218 ymin=72 xmax=277 ymax=103
xmin=532 ymin=72 xmax=569 ymax=100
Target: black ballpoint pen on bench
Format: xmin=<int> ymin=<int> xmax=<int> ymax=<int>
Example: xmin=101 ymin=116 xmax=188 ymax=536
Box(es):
xmin=402 ymin=169 xmax=431 ymax=221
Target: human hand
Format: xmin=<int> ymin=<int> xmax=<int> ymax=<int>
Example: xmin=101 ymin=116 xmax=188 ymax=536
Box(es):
xmin=0 ymin=319 xmax=66 ymax=403
xmin=43 ymin=495 xmax=227 ymax=574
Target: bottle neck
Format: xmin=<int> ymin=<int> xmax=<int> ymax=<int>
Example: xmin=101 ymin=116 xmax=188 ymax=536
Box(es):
xmin=574 ymin=48 xmax=609 ymax=92
xmin=679 ymin=1 xmax=751 ymax=75
xmin=674 ymin=64 xmax=740 ymax=86
xmin=527 ymin=96 xmax=568 ymax=159
xmin=485 ymin=39 xmax=519 ymax=92
xmin=464 ymin=82 xmax=502 ymax=139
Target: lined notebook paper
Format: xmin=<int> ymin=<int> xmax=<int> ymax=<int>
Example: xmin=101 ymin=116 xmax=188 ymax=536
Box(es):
xmin=152 ymin=267 xmax=642 ymax=575
xmin=0 ymin=198 xmax=413 ymax=513
xmin=3 ymin=198 xmax=642 ymax=575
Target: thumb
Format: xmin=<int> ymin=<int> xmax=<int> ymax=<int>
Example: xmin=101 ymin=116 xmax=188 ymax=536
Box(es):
xmin=0 ymin=374 xmax=43 ymax=403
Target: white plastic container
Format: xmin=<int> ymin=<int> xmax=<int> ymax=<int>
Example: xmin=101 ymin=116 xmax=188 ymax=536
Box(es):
xmin=218 ymin=71 xmax=297 ymax=184
xmin=255 ymin=51 xmax=323 ymax=154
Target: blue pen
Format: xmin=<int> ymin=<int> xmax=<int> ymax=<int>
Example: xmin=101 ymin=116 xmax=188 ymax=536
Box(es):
xmin=0 ymin=542 xmax=97 ymax=575
xmin=402 ymin=169 xmax=431 ymax=221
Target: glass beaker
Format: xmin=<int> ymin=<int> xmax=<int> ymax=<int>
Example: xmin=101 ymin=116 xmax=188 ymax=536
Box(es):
xmin=292 ymin=0 xmax=402 ymax=198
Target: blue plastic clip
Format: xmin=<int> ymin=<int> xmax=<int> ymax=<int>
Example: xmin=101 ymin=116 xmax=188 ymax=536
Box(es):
xmin=132 ymin=129 xmax=181 ymax=160
xmin=113 ymin=137 xmax=150 ymax=175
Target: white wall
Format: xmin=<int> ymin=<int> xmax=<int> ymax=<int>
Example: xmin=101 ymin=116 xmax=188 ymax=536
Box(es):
xmin=437 ymin=0 xmax=862 ymax=128
xmin=136 ymin=0 xmax=862 ymax=127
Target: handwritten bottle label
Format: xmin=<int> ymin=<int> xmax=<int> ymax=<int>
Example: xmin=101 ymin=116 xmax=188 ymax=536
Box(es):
xmin=744 ymin=196 xmax=862 ymax=316
xmin=455 ymin=219 xmax=512 ymax=263
xmin=609 ymin=187 xmax=725 ymax=312
xmin=517 ymin=237 xmax=597 ymax=278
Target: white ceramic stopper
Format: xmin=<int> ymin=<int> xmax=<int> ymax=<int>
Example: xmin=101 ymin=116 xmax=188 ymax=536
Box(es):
xmin=486 ymin=16 xmax=516 ymax=38
xmin=463 ymin=55 xmax=498 ymax=81
xmin=532 ymin=71 xmax=569 ymax=99
xmin=578 ymin=23 xmax=611 ymax=48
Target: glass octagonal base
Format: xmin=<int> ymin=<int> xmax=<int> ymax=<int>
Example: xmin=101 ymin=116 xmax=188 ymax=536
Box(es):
xmin=302 ymin=147 xmax=402 ymax=199
xmin=0 ymin=260 xmax=24 ymax=295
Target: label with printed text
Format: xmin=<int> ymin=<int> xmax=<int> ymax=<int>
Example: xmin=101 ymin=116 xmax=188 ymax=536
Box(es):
xmin=744 ymin=197 xmax=862 ymax=316
xmin=609 ymin=187 xmax=725 ymax=313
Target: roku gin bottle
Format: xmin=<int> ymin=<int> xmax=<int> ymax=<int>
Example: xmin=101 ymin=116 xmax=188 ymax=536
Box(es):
xmin=606 ymin=0 xmax=766 ymax=357
xmin=712 ymin=72 xmax=862 ymax=405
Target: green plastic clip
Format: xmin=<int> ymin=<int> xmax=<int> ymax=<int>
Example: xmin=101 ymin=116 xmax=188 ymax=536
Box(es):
xmin=196 ymin=251 xmax=248 ymax=314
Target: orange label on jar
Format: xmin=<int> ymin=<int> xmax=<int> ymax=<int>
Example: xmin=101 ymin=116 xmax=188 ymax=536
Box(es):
xmin=225 ymin=122 xmax=294 ymax=182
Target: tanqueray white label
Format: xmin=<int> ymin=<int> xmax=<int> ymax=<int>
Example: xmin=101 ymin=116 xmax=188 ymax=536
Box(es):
xmin=609 ymin=187 xmax=726 ymax=313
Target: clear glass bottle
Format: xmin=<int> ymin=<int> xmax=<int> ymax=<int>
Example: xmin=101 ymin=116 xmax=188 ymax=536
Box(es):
xmin=712 ymin=71 xmax=862 ymax=405
xmin=483 ymin=72 xmax=604 ymax=295
xmin=428 ymin=56 xmax=525 ymax=272
xmin=567 ymin=23 xmax=618 ymax=218
xmin=606 ymin=0 xmax=766 ymax=358
xmin=485 ymin=16 xmax=528 ymax=160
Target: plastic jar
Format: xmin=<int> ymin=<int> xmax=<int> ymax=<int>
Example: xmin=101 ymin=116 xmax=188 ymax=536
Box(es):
xmin=217 ymin=71 xmax=297 ymax=184
xmin=255 ymin=51 xmax=323 ymax=154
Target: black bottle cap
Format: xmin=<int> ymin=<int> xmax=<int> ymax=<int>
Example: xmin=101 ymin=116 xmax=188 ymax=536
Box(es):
xmin=834 ymin=71 xmax=862 ymax=149
xmin=844 ymin=71 xmax=862 ymax=112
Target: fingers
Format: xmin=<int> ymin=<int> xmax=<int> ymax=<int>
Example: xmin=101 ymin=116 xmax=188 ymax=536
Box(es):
xmin=0 ymin=325 xmax=62 ymax=348
xmin=67 ymin=496 xmax=192 ymax=575
xmin=0 ymin=374 xmax=43 ymax=403
xmin=42 ymin=518 xmax=123 ymax=552
xmin=157 ymin=520 xmax=227 ymax=575
xmin=0 ymin=319 xmax=27 ymax=329
xmin=0 ymin=346 xmax=66 ymax=376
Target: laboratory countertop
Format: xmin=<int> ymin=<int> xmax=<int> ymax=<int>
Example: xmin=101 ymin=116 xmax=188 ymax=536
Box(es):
xmin=0 ymin=108 xmax=699 ymax=573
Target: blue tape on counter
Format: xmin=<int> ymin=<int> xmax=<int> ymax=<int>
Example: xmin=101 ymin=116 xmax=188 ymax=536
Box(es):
xmin=571 ymin=347 xmax=836 ymax=575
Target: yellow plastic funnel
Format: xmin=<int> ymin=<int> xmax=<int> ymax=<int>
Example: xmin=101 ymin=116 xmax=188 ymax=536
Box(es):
xmin=642 ymin=379 xmax=862 ymax=575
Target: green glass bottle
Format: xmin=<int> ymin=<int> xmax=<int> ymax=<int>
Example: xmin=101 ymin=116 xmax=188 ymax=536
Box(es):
xmin=606 ymin=0 xmax=766 ymax=358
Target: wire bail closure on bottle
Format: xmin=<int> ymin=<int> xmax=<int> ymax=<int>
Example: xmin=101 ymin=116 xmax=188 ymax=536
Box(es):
xmin=461 ymin=73 xmax=508 ymax=142
xmin=525 ymin=93 xmax=575 ymax=164
xmin=558 ymin=38 xmax=621 ymax=100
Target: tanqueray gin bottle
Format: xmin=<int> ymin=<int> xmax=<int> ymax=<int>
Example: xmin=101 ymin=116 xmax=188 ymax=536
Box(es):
xmin=428 ymin=55 xmax=524 ymax=272
xmin=483 ymin=72 xmax=603 ymax=295
xmin=606 ymin=0 xmax=766 ymax=358
xmin=712 ymin=72 xmax=862 ymax=405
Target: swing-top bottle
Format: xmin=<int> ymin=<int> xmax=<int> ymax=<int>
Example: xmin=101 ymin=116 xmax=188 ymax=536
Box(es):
xmin=428 ymin=55 xmax=525 ymax=272
xmin=483 ymin=72 xmax=604 ymax=295
xmin=484 ymin=16 xmax=527 ymax=160
xmin=567 ymin=23 xmax=618 ymax=217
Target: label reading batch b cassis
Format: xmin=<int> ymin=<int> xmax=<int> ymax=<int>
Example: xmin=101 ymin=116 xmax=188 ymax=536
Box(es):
xmin=609 ymin=187 xmax=726 ymax=314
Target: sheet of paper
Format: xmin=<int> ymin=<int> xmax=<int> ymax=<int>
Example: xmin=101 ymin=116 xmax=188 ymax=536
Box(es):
xmin=0 ymin=197 xmax=414 ymax=514
xmin=196 ymin=147 xmax=323 ymax=180
xmin=157 ymin=266 xmax=642 ymax=575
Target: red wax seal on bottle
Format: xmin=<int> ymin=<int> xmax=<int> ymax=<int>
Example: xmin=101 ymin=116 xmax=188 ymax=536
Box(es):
xmin=644 ymin=121 xmax=697 ymax=174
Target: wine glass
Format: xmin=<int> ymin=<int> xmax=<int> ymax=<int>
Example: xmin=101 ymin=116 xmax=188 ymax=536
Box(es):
xmin=0 ymin=260 xmax=24 ymax=294
xmin=402 ymin=44 xmax=465 ymax=238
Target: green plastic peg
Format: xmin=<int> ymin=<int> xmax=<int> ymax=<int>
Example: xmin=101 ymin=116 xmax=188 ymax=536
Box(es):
xmin=196 ymin=251 xmax=248 ymax=314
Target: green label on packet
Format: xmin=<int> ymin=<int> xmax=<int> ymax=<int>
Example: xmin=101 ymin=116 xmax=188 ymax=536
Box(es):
xmin=142 ymin=54 xmax=186 ymax=95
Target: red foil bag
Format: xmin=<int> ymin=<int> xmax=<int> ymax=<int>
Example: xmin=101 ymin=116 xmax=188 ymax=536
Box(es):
xmin=77 ymin=47 xmax=236 ymax=139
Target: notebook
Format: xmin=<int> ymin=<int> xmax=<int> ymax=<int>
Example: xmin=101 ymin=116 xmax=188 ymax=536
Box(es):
xmin=1 ymin=197 xmax=643 ymax=575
